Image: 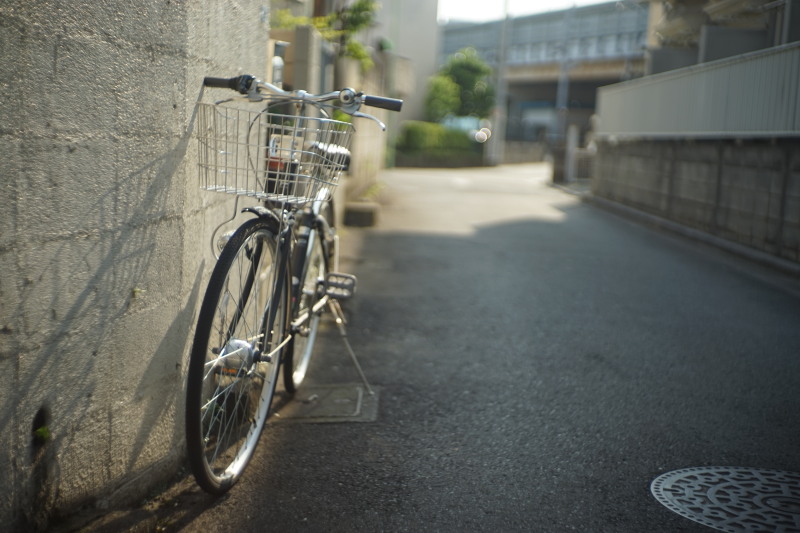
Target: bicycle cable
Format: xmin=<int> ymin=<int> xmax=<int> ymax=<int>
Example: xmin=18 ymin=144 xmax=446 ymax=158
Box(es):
xmin=209 ymin=195 xmax=240 ymax=260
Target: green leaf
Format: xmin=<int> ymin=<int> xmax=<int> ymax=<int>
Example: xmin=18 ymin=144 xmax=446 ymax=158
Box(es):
xmin=33 ymin=425 xmax=51 ymax=442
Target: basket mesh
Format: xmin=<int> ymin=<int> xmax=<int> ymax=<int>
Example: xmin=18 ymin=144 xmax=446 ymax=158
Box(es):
xmin=197 ymin=102 xmax=354 ymax=206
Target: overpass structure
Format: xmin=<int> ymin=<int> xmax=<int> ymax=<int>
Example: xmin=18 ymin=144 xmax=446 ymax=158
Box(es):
xmin=440 ymin=1 xmax=652 ymax=143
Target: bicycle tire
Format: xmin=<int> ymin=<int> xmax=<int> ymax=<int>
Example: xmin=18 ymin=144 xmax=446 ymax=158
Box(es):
xmin=284 ymin=206 xmax=332 ymax=393
xmin=186 ymin=217 xmax=289 ymax=495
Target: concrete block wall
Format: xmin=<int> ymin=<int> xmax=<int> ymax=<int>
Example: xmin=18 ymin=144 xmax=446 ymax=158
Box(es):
xmin=593 ymin=139 xmax=800 ymax=263
xmin=0 ymin=2 xmax=269 ymax=529
xmin=336 ymin=57 xmax=391 ymax=201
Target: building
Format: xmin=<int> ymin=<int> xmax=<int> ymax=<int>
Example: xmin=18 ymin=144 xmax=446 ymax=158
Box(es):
xmin=271 ymin=0 xmax=438 ymax=122
xmin=441 ymin=2 xmax=651 ymax=145
xmin=593 ymin=0 xmax=800 ymax=264
xmin=268 ymin=0 xmax=427 ymax=218
xmin=373 ymin=0 xmax=439 ymax=122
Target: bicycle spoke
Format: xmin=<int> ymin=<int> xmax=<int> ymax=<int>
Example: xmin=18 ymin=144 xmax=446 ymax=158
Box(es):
xmin=189 ymin=72 xmax=396 ymax=494
xmin=186 ymin=219 xmax=288 ymax=494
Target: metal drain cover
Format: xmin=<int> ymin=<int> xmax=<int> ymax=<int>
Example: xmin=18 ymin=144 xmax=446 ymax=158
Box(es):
xmin=651 ymin=467 xmax=800 ymax=532
xmin=270 ymin=384 xmax=379 ymax=424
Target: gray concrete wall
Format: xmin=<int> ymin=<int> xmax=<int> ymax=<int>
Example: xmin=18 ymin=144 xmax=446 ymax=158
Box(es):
xmin=699 ymin=25 xmax=769 ymax=63
xmin=0 ymin=2 xmax=269 ymax=529
xmin=337 ymin=57 xmax=392 ymax=201
xmin=375 ymin=0 xmax=439 ymax=121
xmin=592 ymin=139 xmax=800 ymax=263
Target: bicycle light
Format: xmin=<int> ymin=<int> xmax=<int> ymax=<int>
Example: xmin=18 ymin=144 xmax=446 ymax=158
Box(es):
xmin=217 ymin=230 xmax=235 ymax=253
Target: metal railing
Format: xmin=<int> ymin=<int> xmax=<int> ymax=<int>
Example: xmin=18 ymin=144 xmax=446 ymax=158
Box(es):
xmin=595 ymin=41 xmax=800 ymax=140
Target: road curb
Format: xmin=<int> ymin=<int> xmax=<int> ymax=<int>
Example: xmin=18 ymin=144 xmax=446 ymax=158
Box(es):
xmin=586 ymin=193 xmax=800 ymax=277
xmin=551 ymin=180 xmax=800 ymax=277
xmin=344 ymin=201 xmax=380 ymax=227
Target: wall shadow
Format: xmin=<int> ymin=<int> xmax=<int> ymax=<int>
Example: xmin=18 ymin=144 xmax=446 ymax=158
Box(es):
xmin=6 ymin=89 xmax=208 ymax=529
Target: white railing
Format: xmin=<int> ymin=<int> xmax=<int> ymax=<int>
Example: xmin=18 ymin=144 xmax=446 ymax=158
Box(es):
xmin=595 ymin=41 xmax=800 ymax=139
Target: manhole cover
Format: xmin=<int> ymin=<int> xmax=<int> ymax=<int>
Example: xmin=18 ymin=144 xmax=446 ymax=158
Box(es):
xmin=270 ymin=384 xmax=379 ymax=424
xmin=651 ymin=467 xmax=800 ymax=532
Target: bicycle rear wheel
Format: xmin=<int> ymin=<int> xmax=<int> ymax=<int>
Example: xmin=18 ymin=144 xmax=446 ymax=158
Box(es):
xmin=186 ymin=217 xmax=289 ymax=495
xmin=284 ymin=211 xmax=330 ymax=393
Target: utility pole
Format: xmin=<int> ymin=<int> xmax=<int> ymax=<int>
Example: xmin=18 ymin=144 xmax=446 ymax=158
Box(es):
xmin=551 ymin=6 xmax=574 ymax=183
xmin=555 ymin=6 xmax=574 ymax=142
xmin=488 ymin=0 xmax=509 ymax=166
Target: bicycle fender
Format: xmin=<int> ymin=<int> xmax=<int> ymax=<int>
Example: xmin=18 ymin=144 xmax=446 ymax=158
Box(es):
xmin=243 ymin=206 xmax=281 ymax=225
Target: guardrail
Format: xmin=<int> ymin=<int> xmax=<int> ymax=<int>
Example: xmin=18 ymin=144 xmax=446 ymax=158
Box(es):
xmin=595 ymin=41 xmax=800 ymax=140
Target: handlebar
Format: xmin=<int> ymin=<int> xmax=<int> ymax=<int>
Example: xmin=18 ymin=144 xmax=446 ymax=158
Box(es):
xmin=203 ymin=74 xmax=403 ymax=113
xmin=363 ymin=94 xmax=404 ymax=112
xmin=203 ymin=75 xmax=255 ymax=94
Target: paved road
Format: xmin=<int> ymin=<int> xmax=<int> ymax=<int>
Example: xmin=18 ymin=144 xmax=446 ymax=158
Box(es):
xmin=82 ymin=164 xmax=800 ymax=532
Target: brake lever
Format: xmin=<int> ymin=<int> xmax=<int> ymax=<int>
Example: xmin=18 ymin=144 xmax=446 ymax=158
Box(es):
xmin=351 ymin=111 xmax=386 ymax=131
xmin=335 ymin=88 xmax=386 ymax=130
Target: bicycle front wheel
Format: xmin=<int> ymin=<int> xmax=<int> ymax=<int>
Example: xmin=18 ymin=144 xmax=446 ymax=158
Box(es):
xmin=284 ymin=215 xmax=329 ymax=393
xmin=186 ymin=217 xmax=289 ymax=495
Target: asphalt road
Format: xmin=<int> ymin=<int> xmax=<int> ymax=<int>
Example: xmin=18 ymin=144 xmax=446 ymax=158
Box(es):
xmin=80 ymin=164 xmax=800 ymax=532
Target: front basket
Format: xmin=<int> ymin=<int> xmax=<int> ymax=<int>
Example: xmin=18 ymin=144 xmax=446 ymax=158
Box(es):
xmin=196 ymin=102 xmax=354 ymax=206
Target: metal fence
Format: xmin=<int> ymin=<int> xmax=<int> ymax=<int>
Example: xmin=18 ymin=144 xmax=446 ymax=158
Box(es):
xmin=595 ymin=41 xmax=800 ymax=139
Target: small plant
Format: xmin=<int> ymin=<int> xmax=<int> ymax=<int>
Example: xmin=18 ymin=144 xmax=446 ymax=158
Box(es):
xmin=33 ymin=425 xmax=51 ymax=443
xmin=31 ymin=407 xmax=51 ymax=459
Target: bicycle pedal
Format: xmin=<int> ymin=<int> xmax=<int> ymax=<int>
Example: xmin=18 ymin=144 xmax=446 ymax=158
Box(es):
xmin=325 ymin=272 xmax=357 ymax=300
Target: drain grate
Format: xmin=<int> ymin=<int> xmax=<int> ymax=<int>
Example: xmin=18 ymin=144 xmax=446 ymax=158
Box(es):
xmin=270 ymin=384 xmax=379 ymax=424
xmin=651 ymin=467 xmax=800 ymax=532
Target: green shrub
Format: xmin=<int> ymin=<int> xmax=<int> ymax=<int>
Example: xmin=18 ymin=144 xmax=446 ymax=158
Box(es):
xmin=397 ymin=121 xmax=474 ymax=153
xmin=440 ymin=127 xmax=474 ymax=151
xmin=425 ymin=75 xmax=461 ymax=122
xmin=395 ymin=121 xmax=484 ymax=167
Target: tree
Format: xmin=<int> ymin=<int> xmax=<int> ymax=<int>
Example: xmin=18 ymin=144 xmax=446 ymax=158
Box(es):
xmin=440 ymin=48 xmax=495 ymax=118
xmin=334 ymin=0 xmax=377 ymax=70
xmin=273 ymin=0 xmax=377 ymax=70
xmin=424 ymin=74 xmax=461 ymax=122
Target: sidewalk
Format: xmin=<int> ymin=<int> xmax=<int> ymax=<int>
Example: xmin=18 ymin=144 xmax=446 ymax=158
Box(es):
xmin=551 ymin=177 xmax=592 ymax=198
xmin=553 ymin=177 xmax=800 ymax=278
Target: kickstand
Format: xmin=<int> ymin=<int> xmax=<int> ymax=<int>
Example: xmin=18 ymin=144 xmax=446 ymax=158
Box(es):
xmin=327 ymin=298 xmax=374 ymax=396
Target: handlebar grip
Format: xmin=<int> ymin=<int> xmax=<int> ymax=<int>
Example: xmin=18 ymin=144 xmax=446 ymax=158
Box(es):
xmin=203 ymin=75 xmax=255 ymax=94
xmin=363 ymin=95 xmax=403 ymax=112
xmin=203 ymin=77 xmax=237 ymax=89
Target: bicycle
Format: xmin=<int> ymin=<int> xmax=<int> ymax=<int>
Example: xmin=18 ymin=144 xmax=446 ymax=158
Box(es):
xmin=185 ymin=74 xmax=402 ymax=495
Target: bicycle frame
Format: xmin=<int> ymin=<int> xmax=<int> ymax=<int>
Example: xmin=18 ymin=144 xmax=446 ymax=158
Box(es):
xmin=235 ymin=195 xmax=330 ymax=366
xmin=290 ymin=198 xmax=334 ymax=326
xmin=186 ymin=73 xmax=401 ymax=495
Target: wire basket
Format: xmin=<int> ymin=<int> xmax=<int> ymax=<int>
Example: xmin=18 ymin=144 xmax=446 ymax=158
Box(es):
xmin=196 ymin=102 xmax=354 ymax=206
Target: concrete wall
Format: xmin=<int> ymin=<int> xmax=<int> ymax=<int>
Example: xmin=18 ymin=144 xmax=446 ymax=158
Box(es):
xmin=336 ymin=57 xmax=393 ymax=200
xmin=375 ymin=0 xmax=439 ymax=121
xmin=0 ymin=2 xmax=269 ymax=529
xmin=592 ymin=139 xmax=800 ymax=263
xmin=698 ymin=25 xmax=769 ymax=63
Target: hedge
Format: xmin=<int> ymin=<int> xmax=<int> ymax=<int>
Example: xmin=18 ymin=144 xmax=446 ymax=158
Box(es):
xmin=395 ymin=121 xmax=485 ymax=167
